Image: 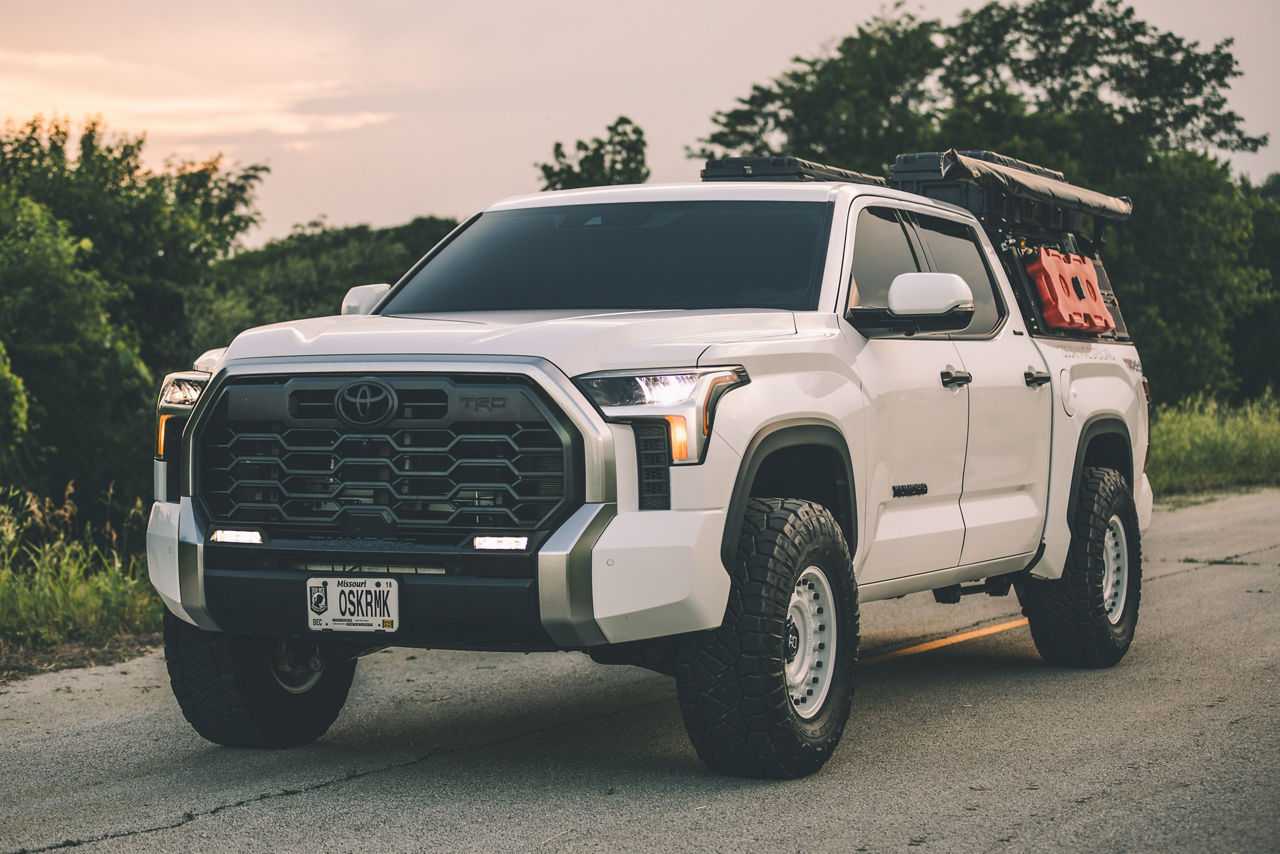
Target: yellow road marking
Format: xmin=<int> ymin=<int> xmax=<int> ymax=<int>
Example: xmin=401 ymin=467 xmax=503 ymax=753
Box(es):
xmin=862 ymin=617 xmax=1029 ymax=666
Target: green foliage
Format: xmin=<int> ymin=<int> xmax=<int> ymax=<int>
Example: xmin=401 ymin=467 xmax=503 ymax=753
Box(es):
xmin=0 ymin=117 xmax=267 ymax=373
xmin=1104 ymin=152 xmax=1266 ymax=399
xmin=700 ymin=0 xmax=1265 ymax=168
xmin=538 ymin=116 xmax=650 ymax=190
xmin=0 ymin=117 xmax=266 ymax=514
xmin=1234 ymin=174 xmax=1280 ymax=400
xmin=944 ymin=0 xmax=1266 ymax=154
xmin=0 ymin=191 xmax=153 ymax=502
xmin=0 ymin=338 xmax=28 ymax=456
xmin=0 ymin=487 xmax=158 ymax=650
xmin=192 ymin=216 xmax=457 ymax=354
xmin=695 ymin=8 xmax=945 ymax=173
xmin=1147 ymin=393 xmax=1280 ymax=494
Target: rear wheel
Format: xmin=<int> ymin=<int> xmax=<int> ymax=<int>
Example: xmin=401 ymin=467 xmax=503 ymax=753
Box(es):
xmin=677 ymin=498 xmax=858 ymax=778
xmin=1018 ymin=466 xmax=1142 ymax=667
xmin=164 ymin=611 xmax=357 ymax=747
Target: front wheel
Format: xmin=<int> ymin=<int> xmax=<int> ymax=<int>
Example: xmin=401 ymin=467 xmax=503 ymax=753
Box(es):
xmin=1018 ymin=466 xmax=1142 ymax=667
xmin=164 ymin=611 xmax=357 ymax=747
xmin=677 ymin=498 xmax=859 ymax=778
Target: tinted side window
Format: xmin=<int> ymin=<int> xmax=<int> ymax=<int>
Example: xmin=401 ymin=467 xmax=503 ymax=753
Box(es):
xmin=848 ymin=207 xmax=920 ymax=309
xmin=913 ymin=214 xmax=1003 ymax=335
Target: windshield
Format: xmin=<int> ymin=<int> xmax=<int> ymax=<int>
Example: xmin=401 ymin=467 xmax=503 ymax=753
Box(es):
xmin=380 ymin=200 xmax=831 ymax=314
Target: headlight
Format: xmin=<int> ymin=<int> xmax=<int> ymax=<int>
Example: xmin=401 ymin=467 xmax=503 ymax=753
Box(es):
xmin=575 ymin=367 xmax=748 ymax=464
xmin=156 ymin=371 xmax=210 ymax=457
xmin=159 ymin=376 xmax=207 ymax=407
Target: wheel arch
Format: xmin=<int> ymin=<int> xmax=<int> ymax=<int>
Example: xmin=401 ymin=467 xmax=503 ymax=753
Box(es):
xmin=720 ymin=421 xmax=857 ymax=569
xmin=1067 ymin=415 xmax=1133 ymax=527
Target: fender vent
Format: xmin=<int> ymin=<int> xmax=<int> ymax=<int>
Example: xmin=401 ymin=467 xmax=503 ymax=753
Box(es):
xmin=633 ymin=421 xmax=671 ymax=511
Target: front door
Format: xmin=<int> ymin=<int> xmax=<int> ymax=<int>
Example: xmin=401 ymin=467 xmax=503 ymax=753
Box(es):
xmin=843 ymin=205 xmax=969 ymax=584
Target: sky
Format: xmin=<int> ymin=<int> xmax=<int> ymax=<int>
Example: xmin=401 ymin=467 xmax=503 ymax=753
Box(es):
xmin=2 ymin=0 xmax=1277 ymax=246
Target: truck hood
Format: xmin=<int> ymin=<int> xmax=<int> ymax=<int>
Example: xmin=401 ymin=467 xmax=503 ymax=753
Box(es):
xmin=220 ymin=309 xmax=798 ymax=377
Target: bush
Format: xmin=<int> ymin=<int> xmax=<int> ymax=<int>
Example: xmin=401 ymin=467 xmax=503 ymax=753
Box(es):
xmin=0 ymin=486 xmax=159 ymax=651
xmin=1147 ymin=392 xmax=1280 ymax=494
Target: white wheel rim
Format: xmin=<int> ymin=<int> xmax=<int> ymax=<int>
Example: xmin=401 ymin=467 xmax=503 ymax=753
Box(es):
xmin=1102 ymin=514 xmax=1130 ymax=625
xmin=785 ymin=566 xmax=837 ymax=720
xmin=269 ymin=641 xmax=325 ymax=694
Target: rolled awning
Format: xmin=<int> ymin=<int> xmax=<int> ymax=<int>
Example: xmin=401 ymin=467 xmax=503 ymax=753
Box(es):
xmin=940 ymin=149 xmax=1132 ymax=221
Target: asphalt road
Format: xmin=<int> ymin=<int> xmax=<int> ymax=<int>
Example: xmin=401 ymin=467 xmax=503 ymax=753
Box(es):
xmin=2 ymin=490 xmax=1277 ymax=853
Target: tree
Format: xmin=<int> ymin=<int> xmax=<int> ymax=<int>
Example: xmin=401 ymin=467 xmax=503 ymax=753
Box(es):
xmin=943 ymin=0 xmax=1267 ymax=156
xmin=1103 ymin=152 xmax=1265 ymax=399
xmin=0 ymin=339 xmax=28 ymax=461
xmin=192 ymin=216 xmax=458 ymax=354
xmin=1233 ymin=174 xmax=1280 ymax=399
xmin=537 ymin=116 xmax=650 ymax=190
xmin=693 ymin=8 xmax=945 ymax=174
xmin=0 ymin=117 xmax=267 ymax=373
xmin=0 ymin=191 xmax=152 ymax=503
xmin=698 ymin=0 xmax=1265 ymax=169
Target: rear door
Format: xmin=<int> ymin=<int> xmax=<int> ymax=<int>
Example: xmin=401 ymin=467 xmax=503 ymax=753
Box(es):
xmin=908 ymin=212 xmax=1053 ymax=565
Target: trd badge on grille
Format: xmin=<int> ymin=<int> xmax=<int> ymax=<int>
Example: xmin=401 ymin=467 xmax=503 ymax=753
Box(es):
xmin=335 ymin=378 xmax=397 ymax=426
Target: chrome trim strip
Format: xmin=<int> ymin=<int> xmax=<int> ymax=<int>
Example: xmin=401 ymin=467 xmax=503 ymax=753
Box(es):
xmin=153 ymin=459 xmax=167 ymax=504
xmin=176 ymin=497 xmax=219 ymax=630
xmin=537 ymin=502 xmax=615 ymax=646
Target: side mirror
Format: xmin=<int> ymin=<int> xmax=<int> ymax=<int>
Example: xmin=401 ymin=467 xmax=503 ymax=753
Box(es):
xmin=192 ymin=347 xmax=226 ymax=373
xmin=846 ymin=272 xmax=975 ymax=336
xmin=341 ymin=283 xmax=391 ymax=315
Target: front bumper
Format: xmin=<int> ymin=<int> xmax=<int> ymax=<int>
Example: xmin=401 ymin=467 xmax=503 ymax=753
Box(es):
xmin=148 ymin=495 xmax=730 ymax=649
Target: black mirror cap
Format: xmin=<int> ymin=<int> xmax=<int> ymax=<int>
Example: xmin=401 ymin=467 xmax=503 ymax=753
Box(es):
xmin=845 ymin=304 xmax=975 ymax=337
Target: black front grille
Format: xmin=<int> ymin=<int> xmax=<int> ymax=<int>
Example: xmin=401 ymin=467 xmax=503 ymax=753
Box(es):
xmin=196 ymin=374 xmax=582 ymax=546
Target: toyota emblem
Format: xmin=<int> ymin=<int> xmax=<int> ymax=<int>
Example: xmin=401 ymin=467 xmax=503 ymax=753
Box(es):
xmin=335 ymin=379 xmax=397 ymax=426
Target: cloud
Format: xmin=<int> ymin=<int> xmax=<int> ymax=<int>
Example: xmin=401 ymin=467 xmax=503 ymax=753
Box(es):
xmin=0 ymin=49 xmax=392 ymax=139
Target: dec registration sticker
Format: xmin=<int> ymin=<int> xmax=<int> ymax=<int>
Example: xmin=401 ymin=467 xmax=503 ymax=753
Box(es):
xmin=307 ymin=577 xmax=398 ymax=633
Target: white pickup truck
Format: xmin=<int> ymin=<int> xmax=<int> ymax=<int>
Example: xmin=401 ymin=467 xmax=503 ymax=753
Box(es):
xmin=148 ymin=150 xmax=1152 ymax=778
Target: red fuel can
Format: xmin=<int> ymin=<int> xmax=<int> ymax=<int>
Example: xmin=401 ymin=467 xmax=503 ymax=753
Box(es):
xmin=1025 ymin=248 xmax=1116 ymax=332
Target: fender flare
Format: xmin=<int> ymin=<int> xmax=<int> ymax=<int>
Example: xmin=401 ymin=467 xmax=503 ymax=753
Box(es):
xmin=720 ymin=420 xmax=857 ymax=569
xmin=1066 ymin=415 xmax=1133 ymax=527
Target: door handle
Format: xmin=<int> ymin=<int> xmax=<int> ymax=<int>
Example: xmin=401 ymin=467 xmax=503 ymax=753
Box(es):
xmin=940 ymin=370 xmax=972 ymax=388
xmin=1024 ymin=370 xmax=1052 ymax=387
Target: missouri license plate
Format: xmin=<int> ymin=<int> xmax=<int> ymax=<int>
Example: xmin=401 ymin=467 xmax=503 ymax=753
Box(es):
xmin=306 ymin=577 xmax=398 ymax=633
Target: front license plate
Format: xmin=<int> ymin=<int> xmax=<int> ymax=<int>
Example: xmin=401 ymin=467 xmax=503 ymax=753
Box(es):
xmin=306 ymin=577 xmax=398 ymax=633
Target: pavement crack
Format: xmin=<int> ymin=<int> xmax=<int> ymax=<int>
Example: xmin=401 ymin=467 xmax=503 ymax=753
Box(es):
xmin=8 ymin=695 xmax=673 ymax=854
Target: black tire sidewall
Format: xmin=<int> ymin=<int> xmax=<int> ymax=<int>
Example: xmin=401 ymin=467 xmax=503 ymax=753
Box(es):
xmin=676 ymin=497 xmax=859 ymax=778
xmin=164 ymin=612 xmax=356 ymax=747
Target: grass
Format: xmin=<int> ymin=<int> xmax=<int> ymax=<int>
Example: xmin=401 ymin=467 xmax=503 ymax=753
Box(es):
xmin=0 ymin=487 xmax=161 ymax=676
xmin=1148 ymin=391 xmax=1280 ymax=495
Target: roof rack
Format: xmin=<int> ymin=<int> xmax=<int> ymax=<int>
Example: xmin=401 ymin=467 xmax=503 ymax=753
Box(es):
xmin=702 ymin=156 xmax=886 ymax=187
